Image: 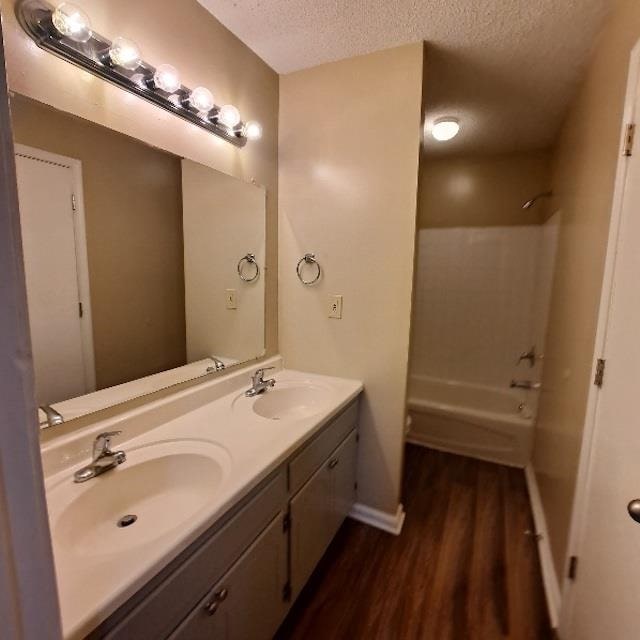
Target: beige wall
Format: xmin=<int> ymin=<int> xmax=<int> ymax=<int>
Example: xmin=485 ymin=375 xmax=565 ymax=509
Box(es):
xmin=418 ymin=151 xmax=552 ymax=228
xmin=1 ymin=0 xmax=278 ymax=362
xmin=533 ymin=0 xmax=640 ymax=578
xmin=11 ymin=95 xmax=186 ymax=389
xmin=279 ymin=43 xmax=424 ymax=516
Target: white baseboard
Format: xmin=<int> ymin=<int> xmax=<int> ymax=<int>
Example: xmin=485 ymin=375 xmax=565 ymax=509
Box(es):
xmin=348 ymin=502 xmax=406 ymax=536
xmin=525 ymin=464 xmax=561 ymax=629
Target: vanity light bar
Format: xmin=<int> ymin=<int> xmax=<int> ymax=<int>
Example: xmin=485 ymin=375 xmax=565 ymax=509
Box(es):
xmin=17 ymin=0 xmax=263 ymax=147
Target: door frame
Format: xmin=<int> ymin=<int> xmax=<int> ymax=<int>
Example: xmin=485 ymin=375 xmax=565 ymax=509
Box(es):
xmin=558 ymin=39 xmax=640 ymax=635
xmin=14 ymin=143 xmax=96 ymax=395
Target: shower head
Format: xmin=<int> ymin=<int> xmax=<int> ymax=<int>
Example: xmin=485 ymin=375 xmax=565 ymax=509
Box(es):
xmin=522 ymin=191 xmax=553 ymax=209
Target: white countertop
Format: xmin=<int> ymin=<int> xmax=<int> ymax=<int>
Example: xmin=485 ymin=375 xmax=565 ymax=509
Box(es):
xmin=40 ymin=359 xmax=362 ymax=639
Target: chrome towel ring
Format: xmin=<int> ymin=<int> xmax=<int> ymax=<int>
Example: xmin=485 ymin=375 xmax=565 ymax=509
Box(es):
xmin=237 ymin=253 xmax=260 ymax=282
xmin=296 ymin=253 xmax=321 ymax=285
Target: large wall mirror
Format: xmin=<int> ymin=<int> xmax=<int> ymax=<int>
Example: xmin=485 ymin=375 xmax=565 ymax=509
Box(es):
xmin=10 ymin=94 xmax=266 ymax=426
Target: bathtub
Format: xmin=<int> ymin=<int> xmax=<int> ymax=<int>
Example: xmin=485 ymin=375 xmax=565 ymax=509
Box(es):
xmin=406 ymin=375 xmax=534 ymax=467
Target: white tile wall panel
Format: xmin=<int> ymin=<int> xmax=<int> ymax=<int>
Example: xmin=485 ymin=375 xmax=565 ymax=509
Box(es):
xmin=410 ymin=225 xmax=557 ymax=389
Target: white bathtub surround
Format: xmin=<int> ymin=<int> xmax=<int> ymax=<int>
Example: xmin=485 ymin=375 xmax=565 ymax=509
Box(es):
xmin=40 ymin=357 xmax=362 ymax=639
xmin=407 ymin=376 xmax=533 ymax=467
xmin=408 ymin=222 xmax=559 ymax=466
xmin=525 ymin=464 xmax=561 ymax=628
xmin=349 ymin=502 xmax=406 ymax=536
xmin=410 ymin=225 xmax=556 ymax=388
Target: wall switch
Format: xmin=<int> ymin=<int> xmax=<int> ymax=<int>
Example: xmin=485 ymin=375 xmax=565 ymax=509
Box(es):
xmin=328 ymin=295 xmax=343 ymax=319
xmin=225 ymin=289 xmax=237 ymax=310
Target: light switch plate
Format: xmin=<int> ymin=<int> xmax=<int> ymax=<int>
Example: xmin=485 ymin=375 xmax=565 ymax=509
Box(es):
xmin=328 ymin=294 xmax=343 ymax=319
xmin=225 ymin=289 xmax=237 ymax=310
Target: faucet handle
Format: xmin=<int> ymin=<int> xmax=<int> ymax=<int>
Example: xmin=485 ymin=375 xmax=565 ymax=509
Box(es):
xmin=257 ymin=366 xmax=275 ymax=374
xmin=254 ymin=366 xmax=275 ymax=381
xmin=93 ymin=431 xmax=122 ymax=458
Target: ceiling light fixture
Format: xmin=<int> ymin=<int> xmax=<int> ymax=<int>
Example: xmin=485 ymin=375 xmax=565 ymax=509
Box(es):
xmin=18 ymin=0 xmax=262 ymax=147
xmin=432 ymin=118 xmax=460 ymax=142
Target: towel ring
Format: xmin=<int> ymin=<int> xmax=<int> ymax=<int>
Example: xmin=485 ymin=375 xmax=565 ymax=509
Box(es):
xmin=296 ymin=253 xmax=321 ymax=285
xmin=237 ymin=253 xmax=260 ymax=282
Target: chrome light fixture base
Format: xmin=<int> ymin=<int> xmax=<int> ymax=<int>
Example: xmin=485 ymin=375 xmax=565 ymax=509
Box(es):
xmin=17 ymin=0 xmax=248 ymax=147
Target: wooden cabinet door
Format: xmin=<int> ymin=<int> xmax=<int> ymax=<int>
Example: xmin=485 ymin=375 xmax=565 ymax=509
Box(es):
xmin=169 ymin=513 xmax=287 ymax=640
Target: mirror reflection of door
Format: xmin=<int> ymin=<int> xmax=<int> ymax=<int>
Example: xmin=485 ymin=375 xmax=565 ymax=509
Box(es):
xmin=14 ymin=145 xmax=95 ymax=406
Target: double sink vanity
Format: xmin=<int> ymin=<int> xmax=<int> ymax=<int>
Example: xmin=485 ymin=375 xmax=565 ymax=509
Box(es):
xmin=8 ymin=45 xmax=363 ymax=640
xmin=40 ymin=358 xmax=362 ymax=639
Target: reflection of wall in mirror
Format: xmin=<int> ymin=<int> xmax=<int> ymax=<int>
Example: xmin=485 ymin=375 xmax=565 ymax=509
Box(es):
xmin=11 ymin=94 xmax=187 ymax=390
xmin=182 ymin=159 xmax=266 ymax=364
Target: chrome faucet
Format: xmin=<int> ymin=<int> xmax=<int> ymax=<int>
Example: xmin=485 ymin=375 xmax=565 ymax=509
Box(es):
xmin=245 ymin=367 xmax=276 ymax=397
xmin=39 ymin=404 xmax=64 ymax=428
xmin=510 ymin=380 xmax=542 ymax=390
xmin=206 ymin=356 xmax=226 ymax=373
xmin=73 ymin=431 xmax=126 ymax=483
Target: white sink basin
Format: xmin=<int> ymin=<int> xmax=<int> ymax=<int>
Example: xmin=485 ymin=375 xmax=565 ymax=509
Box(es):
xmin=247 ymin=383 xmax=333 ymax=420
xmin=47 ymin=439 xmax=231 ymax=560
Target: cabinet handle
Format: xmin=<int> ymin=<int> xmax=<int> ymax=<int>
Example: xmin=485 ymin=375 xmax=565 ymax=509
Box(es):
xmin=204 ymin=587 xmax=228 ymax=615
xmin=215 ymin=587 xmax=228 ymax=601
xmin=204 ymin=601 xmax=219 ymax=616
xmin=328 ymin=457 xmax=339 ymax=469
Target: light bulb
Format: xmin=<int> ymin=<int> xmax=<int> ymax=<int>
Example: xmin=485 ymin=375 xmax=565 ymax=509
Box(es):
xmin=189 ymin=87 xmax=214 ymax=114
xmin=432 ymin=118 xmax=460 ymax=142
xmin=52 ymin=3 xmax=92 ymax=43
xmin=153 ymin=64 xmax=180 ymax=93
xmin=108 ymin=37 xmax=141 ymax=70
xmin=243 ymin=121 xmax=262 ymax=140
xmin=218 ymin=104 xmax=241 ymax=128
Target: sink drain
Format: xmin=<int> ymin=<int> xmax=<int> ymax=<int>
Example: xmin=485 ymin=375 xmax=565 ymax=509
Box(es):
xmin=117 ymin=514 xmax=138 ymax=528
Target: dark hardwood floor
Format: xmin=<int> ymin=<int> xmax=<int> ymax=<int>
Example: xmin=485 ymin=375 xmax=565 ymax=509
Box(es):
xmin=276 ymin=444 xmax=552 ymax=640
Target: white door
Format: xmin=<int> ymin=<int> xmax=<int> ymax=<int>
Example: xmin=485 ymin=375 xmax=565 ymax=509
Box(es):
xmin=14 ymin=146 xmax=94 ymax=406
xmin=562 ymin=49 xmax=640 ymax=639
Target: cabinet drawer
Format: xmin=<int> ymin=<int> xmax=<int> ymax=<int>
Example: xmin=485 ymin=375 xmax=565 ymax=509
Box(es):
xmin=289 ymin=400 xmax=358 ymax=495
xmin=169 ymin=513 xmax=287 ymax=640
xmin=95 ymin=470 xmax=287 ymax=640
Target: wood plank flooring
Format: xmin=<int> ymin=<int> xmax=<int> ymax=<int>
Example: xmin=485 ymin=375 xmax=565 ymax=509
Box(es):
xmin=276 ymin=445 xmax=552 ymax=640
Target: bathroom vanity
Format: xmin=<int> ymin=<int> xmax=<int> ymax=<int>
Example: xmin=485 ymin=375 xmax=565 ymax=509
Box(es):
xmin=40 ymin=361 xmax=362 ymax=639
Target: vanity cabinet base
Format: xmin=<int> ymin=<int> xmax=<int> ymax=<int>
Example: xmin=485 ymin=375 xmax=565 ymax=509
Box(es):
xmin=169 ymin=512 xmax=288 ymax=640
xmin=90 ymin=398 xmax=359 ymax=640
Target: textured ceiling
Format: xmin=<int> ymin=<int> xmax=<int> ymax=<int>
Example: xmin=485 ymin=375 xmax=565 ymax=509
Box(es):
xmin=197 ymin=0 xmax=612 ymax=154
